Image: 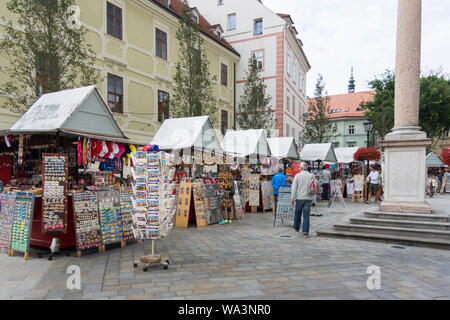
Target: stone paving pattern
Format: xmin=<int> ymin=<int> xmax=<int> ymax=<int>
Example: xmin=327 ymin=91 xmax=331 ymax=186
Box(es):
xmin=0 ymin=196 xmax=449 ymax=300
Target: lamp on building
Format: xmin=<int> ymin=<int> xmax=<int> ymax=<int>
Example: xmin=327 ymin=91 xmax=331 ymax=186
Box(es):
xmin=363 ymin=118 xmax=374 ymax=200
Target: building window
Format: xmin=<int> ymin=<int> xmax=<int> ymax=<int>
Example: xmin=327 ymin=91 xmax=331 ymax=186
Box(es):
xmin=156 ymin=29 xmax=167 ymax=60
xmin=221 ymin=110 xmax=228 ymax=135
xmin=348 ymin=125 xmax=355 ymax=135
xmin=252 ymin=86 xmax=264 ymax=107
xmin=287 ymin=55 xmax=291 ymax=74
xmin=286 ymin=91 xmax=291 ymax=113
xmin=299 ymin=101 xmax=302 ymax=120
xmin=292 ymin=95 xmax=296 ymax=116
xmin=108 ymin=74 xmax=123 ymax=114
xmin=228 ymin=13 xmax=236 ymax=30
xmin=252 ymin=50 xmax=264 ymax=70
xmin=221 ymin=63 xmax=228 ymax=86
xmin=293 ymin=64 xmax=297 ymax=83
xmin=107 ymin=2 xmax=122 ymax=40
xmin=158 ymin=90 xmax=170 ymax=122
xmin=286 ymin=124 xmax=290 ymax=137
xmin=218 ymin=0 xmax=224 ymax=5
xmin=254 ymin=18 xmax=263 ymax=36
xmin=192 ymin=49 xmax=201 ymax=74
xmin=345 ymin=108 xmax=350 ymax=112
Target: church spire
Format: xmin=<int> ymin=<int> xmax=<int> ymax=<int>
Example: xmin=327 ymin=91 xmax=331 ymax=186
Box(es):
xmin=348 ymin=67 xmax=355 ymax=93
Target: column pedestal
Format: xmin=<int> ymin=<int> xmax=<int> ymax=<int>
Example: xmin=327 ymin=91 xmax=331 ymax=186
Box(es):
xmin=379 ymin=133 xmax=432 ymax=214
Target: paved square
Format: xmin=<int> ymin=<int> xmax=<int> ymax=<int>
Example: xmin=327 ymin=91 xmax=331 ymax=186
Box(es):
xmin=0 ymin=196 xmax=449 ymax=300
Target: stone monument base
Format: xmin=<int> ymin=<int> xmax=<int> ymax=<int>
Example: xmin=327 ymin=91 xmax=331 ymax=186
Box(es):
xmin=380 ymin=128 xmax=432 ymax=214
xmin=380 ymin=201 xmax=431 ymax=214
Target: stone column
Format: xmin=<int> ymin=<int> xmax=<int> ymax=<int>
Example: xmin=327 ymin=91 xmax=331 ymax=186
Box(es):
xmin=380 ymin=0 xmax=432 ymax=214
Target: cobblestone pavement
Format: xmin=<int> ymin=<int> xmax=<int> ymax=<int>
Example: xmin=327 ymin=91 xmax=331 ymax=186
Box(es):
xmin=0 ymin=196 xmax=449 ymax=300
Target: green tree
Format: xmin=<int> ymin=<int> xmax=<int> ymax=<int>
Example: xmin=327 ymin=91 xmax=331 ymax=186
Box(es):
xmin=171 ymin=1 xmax=217 ymax=124
xmin=303 ymin=74 xmax=332 ymax=143
xmin=236 ymin=57 xmax=275 ymax=136
xmin=361 ymin=69 xmax=450 ymax=149
xmin=0 ymin=0 xmax=98 ymax=113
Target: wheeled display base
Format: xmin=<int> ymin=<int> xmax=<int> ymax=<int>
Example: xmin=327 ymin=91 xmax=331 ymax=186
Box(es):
xmin=133 ymin=239 xmax=170 ymax=272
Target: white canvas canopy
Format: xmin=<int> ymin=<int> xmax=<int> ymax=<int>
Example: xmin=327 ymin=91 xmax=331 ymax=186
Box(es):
xmin=10 ymin=85 xmax=126 ymax=139
xmin=334 ymin=147 xmax=360 ymax=164
xmin=221 ymin=129 xmax=271 ymax=157
xmin=151 ymin=116 xmax=222 ymax=152
xmin=300 ymin=143 xmax=337 ymax=163
xmin=267 ymin=137 xmax=299 ymax=159
xmin=426 ymin=152 xmax=445 ymax=167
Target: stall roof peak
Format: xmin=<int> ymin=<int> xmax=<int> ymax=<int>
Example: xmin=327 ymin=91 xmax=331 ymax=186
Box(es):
xmin=267 ymin=137 xmax=299 ymax=159
xmin=151 ymin=116 xmax=222 ymax=151
xmin=222 ymin=129 xmax=271 ymax=157
xmin=10 ymin=86 xmax=126 ymax=139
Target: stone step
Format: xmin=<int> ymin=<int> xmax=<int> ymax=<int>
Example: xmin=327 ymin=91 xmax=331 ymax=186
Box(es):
xmin=316 ymin=229 xmax=450 ymax=250
xmin=333 ymin=224 xmax=450 ymax=240
xmin=364 ymin=211 xmax=449 ymax=222
xmin=350 ymin=217 xmax=450 ymax=231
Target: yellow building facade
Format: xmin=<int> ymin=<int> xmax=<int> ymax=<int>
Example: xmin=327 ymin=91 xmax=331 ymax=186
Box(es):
xmin=0 ymin=0 xmax=240 ymax=143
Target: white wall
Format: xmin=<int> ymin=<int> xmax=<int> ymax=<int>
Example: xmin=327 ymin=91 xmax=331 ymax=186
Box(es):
xmin=189 ymin=0 xmax=310 ymax=141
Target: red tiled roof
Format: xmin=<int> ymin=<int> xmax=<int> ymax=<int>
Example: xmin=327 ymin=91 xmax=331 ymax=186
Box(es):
xmin=307 ymin=90 xmax=375 ymax=119
xmin=151 ymin=0 xmax=239 ymax=56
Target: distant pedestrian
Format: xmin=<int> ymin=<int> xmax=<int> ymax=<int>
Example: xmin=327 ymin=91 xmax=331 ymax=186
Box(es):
xmin=321 ymin=165 xmax=331 ymax=200
xmin=366 ymin=165 xmax=380 ymax=204
xmin=291 ymin=162 xmax=316 ymax=238
xmin=271 ymin=168 xmax=286 ymax=211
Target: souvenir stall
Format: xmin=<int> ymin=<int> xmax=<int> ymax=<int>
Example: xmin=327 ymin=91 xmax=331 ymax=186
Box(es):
xmin=267 ymin=137 xmax=300 ymax=176
xmin=221 ymin=129 xmax=272 ymax=213
xmin=300 ymin=143 xmax=338 ymax=202
xmin=150 ymin=116 xmax=232 ymax=226
xmin=0 ymin=86 xmax=144 ymax=259
xmin=334 ymin=147 xmax=360 ymax=197
xmin=426 ymin=152 xmax=445 ymax=196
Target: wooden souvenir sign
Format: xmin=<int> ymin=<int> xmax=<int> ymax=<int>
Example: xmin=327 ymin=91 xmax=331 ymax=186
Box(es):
xmin=193 ymin=183 xmax=207 ymax=228
xmin=175 ymin=182 xmax=192 ymax=228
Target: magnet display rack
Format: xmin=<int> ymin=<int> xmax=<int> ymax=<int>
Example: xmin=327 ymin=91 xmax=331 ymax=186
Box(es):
xmin=9 ymin=192 xmax=35 ymax=260
xmin=98 ymin=190 xmax=123 ymax=252
xmin=0 ymin=192 xmax=16 ymax=251
xmin=72 ymin=192 xmax=102 ymax=257
xmin=41 ymin=153 xmax=68 ymax=234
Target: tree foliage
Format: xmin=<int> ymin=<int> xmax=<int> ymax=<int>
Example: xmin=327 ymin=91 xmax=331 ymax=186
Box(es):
xmin=303 ymin=74 xmax=332 ymax=144
xmin=236 ymin=57 xmax=275 ymax=136
xmin=171 ymin=0 xmax=217 ymax=124
xmin=0 ymin=0 xmax=98 ymax=113
xmin=361 ymin=69 xmax=450 ymax=148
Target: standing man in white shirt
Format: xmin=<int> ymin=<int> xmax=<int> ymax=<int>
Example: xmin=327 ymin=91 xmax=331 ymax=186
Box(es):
xmin=290 ymin=162 xmax=315 ymax=238
xmin=366 ymin=165 xmax=380 ymax=204
xmin=321 ymin=166 xmax=331 ymax=201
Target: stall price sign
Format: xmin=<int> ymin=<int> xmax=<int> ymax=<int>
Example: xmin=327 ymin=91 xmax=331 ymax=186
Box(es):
xmin=73 ymin=192 xmax=102 ymax=251
xmin=10 ymin=192 xmax=35 ymax=253
xmin=42 ymin=154 xmax=68 ymax=234
xmin=0 ymin=192 xmax=16 ymax=250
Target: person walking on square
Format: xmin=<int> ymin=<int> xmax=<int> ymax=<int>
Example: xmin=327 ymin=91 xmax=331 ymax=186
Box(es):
xmin=321 ymin=165 xmax=331 ymax=201
xmin=366 ymin=165 xmax=380 ymax=204
xmin=271 ymin=167 xmax=286 ymax=211
xmin=291 ymin=162 xmax=316 ymax=238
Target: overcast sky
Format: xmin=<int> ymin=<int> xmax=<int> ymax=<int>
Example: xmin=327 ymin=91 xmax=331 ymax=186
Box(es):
xmin=262 ymin=0 xmax=450 ymax=97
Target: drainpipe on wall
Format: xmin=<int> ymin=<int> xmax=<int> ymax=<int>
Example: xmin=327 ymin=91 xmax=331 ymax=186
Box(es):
xmin=233 ymin=62 xmax=236 ymax=130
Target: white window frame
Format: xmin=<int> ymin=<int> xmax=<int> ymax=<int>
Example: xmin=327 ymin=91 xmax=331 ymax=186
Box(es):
xmin=228 ymin=13 xmax=236 ymax=30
